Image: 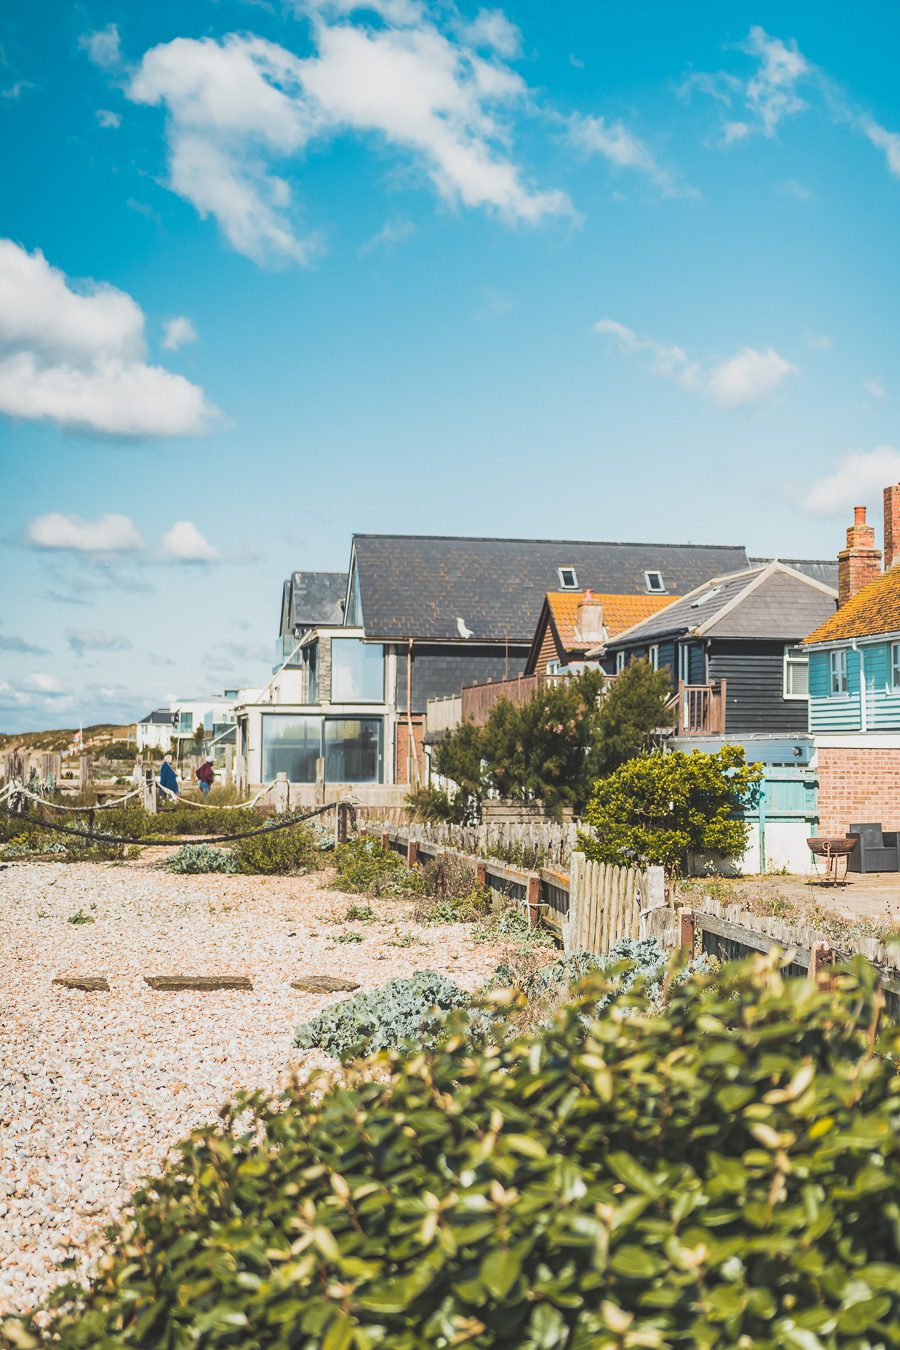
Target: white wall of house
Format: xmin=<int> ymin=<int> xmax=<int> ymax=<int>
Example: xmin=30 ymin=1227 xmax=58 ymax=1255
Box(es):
xmin=135 ymin=721 xmax=173 ymax=754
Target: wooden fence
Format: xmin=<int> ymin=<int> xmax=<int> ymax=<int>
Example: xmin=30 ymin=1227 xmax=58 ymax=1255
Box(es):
xmin=645 ymin=898 xmax=900 ymax=1018
xmin=374 ymin=828 xmax=667 ymax=957
xmin=379 ymin=818 xmax=580 ymax=868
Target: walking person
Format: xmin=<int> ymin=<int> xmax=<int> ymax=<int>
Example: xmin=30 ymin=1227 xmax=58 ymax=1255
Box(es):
xmin=159 ymin=753 xmax=179 ymax=800
xmin=196 ymin=757 xmax=215 ymax=796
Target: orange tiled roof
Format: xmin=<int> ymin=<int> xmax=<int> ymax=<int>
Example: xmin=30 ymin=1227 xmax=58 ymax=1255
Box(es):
xmin=546 ymin=590 xmax=676 ymax=650
xmin=804 ymin=567 xmax=900 ymax=644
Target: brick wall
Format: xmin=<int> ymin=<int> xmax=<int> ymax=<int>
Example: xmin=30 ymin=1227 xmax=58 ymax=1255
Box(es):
xmin=817 ymin=745 xmax=900 ymax=833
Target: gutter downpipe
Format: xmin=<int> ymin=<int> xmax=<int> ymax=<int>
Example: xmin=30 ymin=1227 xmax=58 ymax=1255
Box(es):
xmin=851 ymin=639 xmax=867 ymax=732
xmin=407 ymin=639 xmax=416 ymax=787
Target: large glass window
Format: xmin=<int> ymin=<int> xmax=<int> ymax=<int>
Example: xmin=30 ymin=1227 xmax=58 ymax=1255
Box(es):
xmin=783 ymin=646 xmax=809 ymax=699
xmin=331 ymin=639 xmax=384 ymax=702
xmin=178 ymin=711 xmax=193 ymax=733
xmin=262 ymin=715 xmax=322 ymax=783
xmin=324 ymin=719 xmax=382 ymax=783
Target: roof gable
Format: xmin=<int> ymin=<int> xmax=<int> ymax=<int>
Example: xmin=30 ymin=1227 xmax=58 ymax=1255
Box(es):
xmin=608 ymin=563 xmax=837 ymax=646
xmin=351 ymin=535 xmax=750 ymax=642
xmin=282 ymin=571 xmax=348 ymax=633
xmin=804 ymin=566 xmax=900 ymax=644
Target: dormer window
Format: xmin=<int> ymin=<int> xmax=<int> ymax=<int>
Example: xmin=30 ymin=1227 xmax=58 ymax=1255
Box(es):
xmin=644 ymin=570 xmax=665 ymax=593
xmin=557 ymin=566 xmax=578 ymax=589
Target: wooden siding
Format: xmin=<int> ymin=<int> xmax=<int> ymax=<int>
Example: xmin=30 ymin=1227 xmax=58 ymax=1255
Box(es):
xmin=534 ymin=620 xmax=563 ymax=677
xmin=707 ymin=640 xmax=810 ymax=735
xmin=687 ymin=642 xmax=706 ymax=685
xmin=808 ymin=647 xmax=864 ymax=733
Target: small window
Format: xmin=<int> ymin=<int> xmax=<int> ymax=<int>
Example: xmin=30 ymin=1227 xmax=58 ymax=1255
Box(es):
xmin=615 ymin=651 xmax=625 ymax=674
xmin=829 ymin=648 xmax=848 ymax=695
xmin=644 ymin=570 xmax=665 ymax=593
xmin=892 ymin=643 xmax=900 ymax=691
xmin=783 ymin=646 xmax=809 ymax=699
xmin=557 ymin=566 xmax=578 ymax=589
xmin=649 ymin=644 xmax=659 ymax=670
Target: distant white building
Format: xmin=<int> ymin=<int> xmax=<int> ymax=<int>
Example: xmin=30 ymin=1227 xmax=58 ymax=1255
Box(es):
xmin=135 ymin=708 xmax=176 ymax=755
xmin=170 ymin=689 xmax=261 ymax=766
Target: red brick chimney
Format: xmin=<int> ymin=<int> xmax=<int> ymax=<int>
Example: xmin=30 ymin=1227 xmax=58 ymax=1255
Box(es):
xmin=838 ymin=505 xmax=882 ymax=606
xmin=885 ymin=483 xmax=900 ymax=570
xmin=576 ymin=590 xmax=605 ymax=643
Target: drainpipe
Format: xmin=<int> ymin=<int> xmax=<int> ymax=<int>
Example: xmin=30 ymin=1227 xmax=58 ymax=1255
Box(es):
xmin=407 ymin=639 xmax=416 ymax=787
xmin=851 ymin=639 xmax=867 ymax=732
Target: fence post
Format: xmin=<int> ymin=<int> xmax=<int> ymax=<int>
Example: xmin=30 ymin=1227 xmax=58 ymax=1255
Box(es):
xmin=407 ymin=839 xmax=419 ymax=868
xmin=640 ymin=866 xmax=666 ymax=938
xmin=273 ymin=772 xmax=290 ymax=815
xmin=224 ymin=745 xmax=234 ymax=787
xmin=78 ymin=754 xmax=93 ymax=790
xmin=381 ymin=831 xmax=389 ymax=854
xmin=565 ymin=851 xmax=584 ymax=954
xmin=336 ymin=801 xmax=349 ymax=845
xmin=526 ymin=872 xmax=541 ymax=930
xmin=142 ymin=768 xmax=157 ymax=814
xmin=678 ymin=907 xmax=695 ymax=954
xmin=811 ymin=941 xmax=834 ymax=989
xmin=475 ymin=861 xmax=487 ymax=887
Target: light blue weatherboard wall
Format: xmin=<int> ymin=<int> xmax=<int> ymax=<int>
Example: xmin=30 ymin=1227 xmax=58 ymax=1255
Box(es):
xmin=809 ymin=643 xmax=900 ymax=732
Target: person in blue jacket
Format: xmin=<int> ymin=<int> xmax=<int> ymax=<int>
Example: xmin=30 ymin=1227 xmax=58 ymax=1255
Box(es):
xmin=159 ymin=754 xmax=179 ymax=799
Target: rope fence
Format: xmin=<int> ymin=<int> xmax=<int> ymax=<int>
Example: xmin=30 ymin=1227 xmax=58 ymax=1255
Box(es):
xmin=11 ymin=785 xmax=142 ymax=813
xmin=3 ymin=800 xmax=341 ymax=849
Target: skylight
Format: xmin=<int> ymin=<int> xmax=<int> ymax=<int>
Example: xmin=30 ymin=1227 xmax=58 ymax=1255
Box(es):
xmin=558 ymin=567 xmax=578 ymax=589
xmin=644 ymin=570 xmax=665 ymax=593
xmin=690 ymin=585 xmax=723 ymax=609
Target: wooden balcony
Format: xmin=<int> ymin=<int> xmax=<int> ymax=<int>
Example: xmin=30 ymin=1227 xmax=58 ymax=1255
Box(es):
xmin=675 ymin=680 xmax=727 ymax=735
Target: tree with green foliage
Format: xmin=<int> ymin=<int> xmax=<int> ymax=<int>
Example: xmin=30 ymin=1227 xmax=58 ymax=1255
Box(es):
xmin=582 ymin=743 xmax=762 ymax=872
xmin=594 ymin=658 xmax=673 ymax=773
xmin=16 ymin=952 xmax=900 ymax=1349
xmin=429 ymin=664 xmax=673 ymax=819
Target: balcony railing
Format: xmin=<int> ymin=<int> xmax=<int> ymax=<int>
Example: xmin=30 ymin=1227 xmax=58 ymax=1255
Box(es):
xmin=675 ymin=680 xmax=727 ymax=735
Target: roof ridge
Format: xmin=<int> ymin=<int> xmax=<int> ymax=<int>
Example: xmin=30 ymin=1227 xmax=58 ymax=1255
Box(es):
xmin=352 ymin=533 xmax=748 ymax=549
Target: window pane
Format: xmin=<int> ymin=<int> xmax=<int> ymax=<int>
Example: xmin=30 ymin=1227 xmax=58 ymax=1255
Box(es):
xmin=892 ymin=643 xmax=900 ymax=689
xmin=785 ymin=648 xmax=809 ymax=698
xmin=331 ymin=639 xmax=384 ymax=702
xmin=324 ymin=719 xmax=382 ymax=783
xmin=262 ymin=715 xmax=322 ymax=783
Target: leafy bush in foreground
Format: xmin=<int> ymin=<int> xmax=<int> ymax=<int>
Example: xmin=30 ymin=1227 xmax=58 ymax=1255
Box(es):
xmin=165 ymin=844 xmax=237 ymax=875
xmin=332 ymin=837 xmax=429 ymax=897
xmin=12 ymin=954 xmax=900 ymax=1350
xmin=233 ymin=822 xmax=319 ymax=875
xmin=295 ymin=969 xmax=468 ymax=1060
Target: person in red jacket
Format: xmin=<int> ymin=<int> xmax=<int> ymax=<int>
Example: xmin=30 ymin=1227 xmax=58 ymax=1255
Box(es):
xmin=196 ymin=758 xmax=215 ymax=795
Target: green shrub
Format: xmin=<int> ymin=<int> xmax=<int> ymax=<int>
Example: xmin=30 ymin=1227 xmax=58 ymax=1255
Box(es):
xmin=344 ymin=903 xmax=375 ymax=922
xmin=333 ymin=837 xmax=429 ymax=897
xmin=582 ymin=745 xmax=763 ymax=873
xmin=165 ymin=844 xmax=237 ymax=875
xmin=294 ymin=970 xmax=468 ymax=1060
xmin=406 ymin=784 xmax=468 ymax=823
xmin=331 ymin=929 xmax=363 ymax=944
xmin=473 ymin=906 xmax=557 ymax=948
xmin=232 ymin=822 xmax=319 ymax=875
xmin=20 ymin=953 xmax=900 ymax=1350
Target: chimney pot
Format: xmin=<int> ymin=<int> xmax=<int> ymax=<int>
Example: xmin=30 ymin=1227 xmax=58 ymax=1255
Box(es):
xmin=576 ymin=589 xmax=604 ymax=643
xmin=838 ymin=502 xmax=881 ymax=606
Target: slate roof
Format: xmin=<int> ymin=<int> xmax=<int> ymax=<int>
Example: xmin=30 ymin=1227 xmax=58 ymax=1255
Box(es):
xmin=606 ymin=562 xmax=837 ymax=647
xmin=281 ymin=571 xmax=347 ymax=633
xmin=140 ymin=708 xmax=174 ymax=725
xmin=804 ymin=566 xmax=900 ymax=645
xmin=351 ymin=535 xmax=750 ymax=642
xmin=750 ymin=557 xmax=839 ymax=590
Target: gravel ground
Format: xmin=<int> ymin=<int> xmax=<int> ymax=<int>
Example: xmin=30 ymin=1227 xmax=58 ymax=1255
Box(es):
xmin=0 ymin=858 xmax=506 ymax=1316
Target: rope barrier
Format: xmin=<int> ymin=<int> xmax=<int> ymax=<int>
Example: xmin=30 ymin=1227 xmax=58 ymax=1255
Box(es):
xmin=13 ymin=784 xmax=142 ymax=812
xmin=157 ymin=781 xmax=275 ymax=810
xmin=4 ymin=800 xmax=339 ymax=848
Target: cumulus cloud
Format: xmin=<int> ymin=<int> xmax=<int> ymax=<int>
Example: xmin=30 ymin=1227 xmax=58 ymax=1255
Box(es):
xmin=160 ymin=520 xmax=219 ymax=561
xmin=568 ymin=114 xmax=693 ymax=197
xmin=803 ymin=446 xmax=900 ymax=516
xmin=161 ymin=315 xmax=198 ymax=349
xmin=595 ymin=318 xmax=795 ymax=409
xmin=80 ymin=24 xmax=122 ymax=71
xmin=25 ymin=512 xmax=146 ymax=553
xmin=125 ymin=6 xmax=571 ymax=266
xmin=66 ymin=629 xmax=133 ymax=656
xmin=0 ymin=241 xmax=217 ymax=436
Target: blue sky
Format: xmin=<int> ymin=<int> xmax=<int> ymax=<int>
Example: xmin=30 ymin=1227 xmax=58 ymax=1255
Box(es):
xmin=2 ymin=0 xmax=900 ymax=731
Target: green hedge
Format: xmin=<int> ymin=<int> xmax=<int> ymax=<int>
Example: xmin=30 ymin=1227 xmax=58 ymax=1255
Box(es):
xmin=9 ymin=954 xmax=900 ymax=1349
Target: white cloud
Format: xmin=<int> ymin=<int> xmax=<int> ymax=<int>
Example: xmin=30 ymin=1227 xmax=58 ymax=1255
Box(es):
xmin=22 ymin=673 xmax=65 ymax=695
xmin=0 ymin=241 xmax=217 ymax=436
xmin=803 ymin=445 xmax=900 ymax=516
xmin=862 ymin=118 xmax=900 ymax=178
xmin=358 ymin=217 xmax=417 ymax=255
xmin=25 ymin=512 xmax=146 ymax=553
xmin=66 ymin=629 xmax=132 ymax=656
xmin=125 ymin=9 xmax=571 ymax=266
xmin=568 ymin=114 xmax=692 ymax=197
xmin=96 ymin=108 xmax=121 ymax=129
xmin=806 ymin=332 xmax=832 ymax=349
xmin=865 ymin=376 xmax=888 ymax=400
xmin=704 ymin=347 xmax=795 ymax=408
xmin=161 ymin=315 xmax=198 ymax=349
xmin=80 ymin=24 xmax=122 ymax=71
xmin=741 ymin=26 xmax=809 ymax=136
xmin=160 ymin=520 xmax=219 ymax=561
xmin=781 ymin=178 xmax=811 ymax=201
xmin=596 ymin=318 xmax=795 ymax=409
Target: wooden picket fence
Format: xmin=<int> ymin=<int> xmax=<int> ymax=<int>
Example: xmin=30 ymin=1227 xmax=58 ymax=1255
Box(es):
xmin=376 ymin=818 xmax=580 ymax=869
xmin=565 ymin=853 xmax=666 ymax=954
